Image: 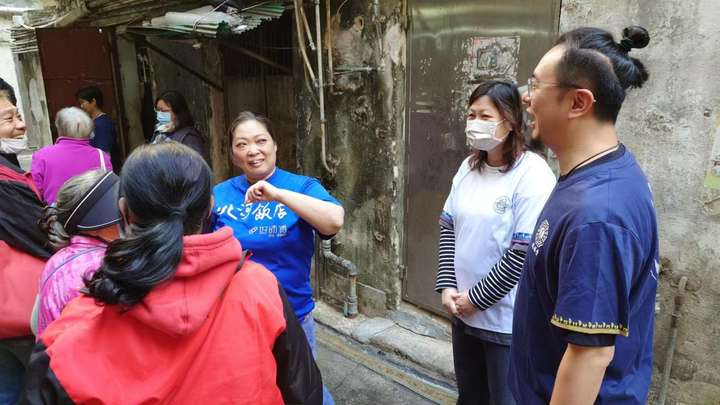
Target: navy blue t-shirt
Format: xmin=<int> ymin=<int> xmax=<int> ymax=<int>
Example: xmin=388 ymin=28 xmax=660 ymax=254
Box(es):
xmin=90 ymin=114 xmax=116 ymax=154
xmin=212 ymin=168 xmax=341 ymax=319
xmin=509 ymin=145 xmax=659 ymax=405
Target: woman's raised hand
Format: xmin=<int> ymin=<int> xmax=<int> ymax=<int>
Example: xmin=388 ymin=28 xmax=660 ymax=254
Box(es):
xmin=245 ymin=180 xmax=283 ymax=204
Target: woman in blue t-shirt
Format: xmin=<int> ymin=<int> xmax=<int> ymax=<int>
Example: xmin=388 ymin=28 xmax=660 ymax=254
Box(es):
xmin=213 ymin=111 xmax=343 ymax=405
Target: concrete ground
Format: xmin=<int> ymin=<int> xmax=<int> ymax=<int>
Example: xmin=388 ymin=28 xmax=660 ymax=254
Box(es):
xmin=316 ymin=337 xmax=435 ymax=405
xmin=314 ymin=320 xmax=457 ymax=405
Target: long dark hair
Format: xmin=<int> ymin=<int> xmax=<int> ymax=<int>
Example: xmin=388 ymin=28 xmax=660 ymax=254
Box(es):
xmin=468 ymin=81 xmax=525 ymax=173
xmin=156 ymin=90 xmax=195 ymax=130
xmin=84 ymin=143 xmax=212 ymax=308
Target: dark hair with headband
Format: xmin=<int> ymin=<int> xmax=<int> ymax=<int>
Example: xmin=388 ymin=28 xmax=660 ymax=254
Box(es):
xmin=84 ymin=143 xmax=212 ymax=308
xmin=39 ymin=169 xmax=110 ymax=250
xmin=554 ymin=26 xmax=650 ymax=123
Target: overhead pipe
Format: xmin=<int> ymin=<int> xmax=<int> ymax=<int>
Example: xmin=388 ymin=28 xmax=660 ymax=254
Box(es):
xmin=656 ymin=276 xmax=688 ymax=405
xmin=322 ymin=239 xmax=358 ymax=318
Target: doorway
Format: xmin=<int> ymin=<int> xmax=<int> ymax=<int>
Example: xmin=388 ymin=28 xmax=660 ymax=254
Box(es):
xmin=403 ymin=0 xmax=561 ymax=315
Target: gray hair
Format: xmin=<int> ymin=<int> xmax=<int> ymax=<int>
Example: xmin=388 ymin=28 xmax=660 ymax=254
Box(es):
xmin=40 ymin=169 xmax=107 ymax=250
xmin=55 ymin=106 xmax=94 ymax=139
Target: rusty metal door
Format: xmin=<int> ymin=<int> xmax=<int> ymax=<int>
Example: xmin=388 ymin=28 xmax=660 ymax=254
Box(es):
xmin=403 ymin=0 xmax=561 ymax=315
xmin=36 ymin=28 xmax=120 ymax=143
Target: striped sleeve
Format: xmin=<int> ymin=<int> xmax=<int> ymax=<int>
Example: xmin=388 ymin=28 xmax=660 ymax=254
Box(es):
xmin=434 ymin=223 xmax=457 ymax=292
xmin=467 ymin=248 xmax=527 ymax=310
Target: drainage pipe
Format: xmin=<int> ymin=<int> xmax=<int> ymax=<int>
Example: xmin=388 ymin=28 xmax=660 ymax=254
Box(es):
xmin=656 ymin=276 xmax=688 ymax=405
xmin=322 ymin=239 xmax=358 ymax=318
xmin=293 ymin=0 xmax=317 ymax=87
xmin=298 ymin=1 xmax=316 ymax=51
xmin=325 ymin=0 xmax=334 ymax=91
xmin=314 ymin=0 xmax=332 ymax=173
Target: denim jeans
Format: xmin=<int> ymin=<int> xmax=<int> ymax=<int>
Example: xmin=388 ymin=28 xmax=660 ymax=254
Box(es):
xmin=300 ymin=313 xmax=335 ymax=405
xmin=0 ymin=337 xmax=34 ymax=405
xmin=452 ymin=319 xmax=515 ymax=405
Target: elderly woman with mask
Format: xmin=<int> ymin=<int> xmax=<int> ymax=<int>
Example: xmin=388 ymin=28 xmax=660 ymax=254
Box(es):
xmin=31 ymin=107 xmax=112 ymax=203
xmin=0 ymin=77 xmax=51 ymax=405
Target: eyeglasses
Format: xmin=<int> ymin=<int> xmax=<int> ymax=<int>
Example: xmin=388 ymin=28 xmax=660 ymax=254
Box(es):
xmin=527 ymin=77 xmax=584 ymax=98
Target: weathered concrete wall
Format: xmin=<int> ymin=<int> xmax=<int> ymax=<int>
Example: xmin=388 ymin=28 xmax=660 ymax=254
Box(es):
xmin=296 ymin=0 xmax=407 ymax=311
xmin=561 ymin=1 xmax=720 ymax=403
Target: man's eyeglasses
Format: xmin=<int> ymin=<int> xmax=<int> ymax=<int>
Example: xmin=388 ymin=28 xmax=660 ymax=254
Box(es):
xmin=527 ymin=77 xmax=585 ymax=99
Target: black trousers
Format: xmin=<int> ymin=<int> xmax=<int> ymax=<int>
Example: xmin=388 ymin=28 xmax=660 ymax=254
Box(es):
xmin=452 ymin=320 xmax=516 ymax=405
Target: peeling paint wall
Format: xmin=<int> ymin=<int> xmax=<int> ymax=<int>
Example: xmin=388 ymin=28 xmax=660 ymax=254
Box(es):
xmin=561 ymin=0 xmax=720 ymax=403
xmin=296 ymin=0 xmax=407 ymax=311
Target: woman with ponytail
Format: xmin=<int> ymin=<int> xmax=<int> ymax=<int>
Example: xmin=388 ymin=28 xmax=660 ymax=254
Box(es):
xmin=21 ymin=143 xmax=323 ymax=405
xmin=33 ymin=169 xmax=121 ymax=337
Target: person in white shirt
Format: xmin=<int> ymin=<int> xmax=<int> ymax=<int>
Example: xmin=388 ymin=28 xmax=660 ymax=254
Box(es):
xmin=435 ymin=80 xmax=556 ymax=405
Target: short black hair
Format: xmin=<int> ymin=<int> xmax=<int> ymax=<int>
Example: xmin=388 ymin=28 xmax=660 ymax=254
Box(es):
xmin=75 ymin=86 xmax=104 ymax=109
xmin=156 ymin=91 xmax=195 ymax=130
xmin=228 ymin=111 xmax=275 ymax=144
xmin=555 ymin=26 xmax=650 ymax=123
xmin=0 ymin=77 xmax=17 ymax=106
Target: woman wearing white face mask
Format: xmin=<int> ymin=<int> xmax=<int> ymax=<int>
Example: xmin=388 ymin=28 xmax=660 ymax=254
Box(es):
xmin=151 ymin=91 xmax=208 ymax=162
xmin=434 ymin=80 xmax=556 ymax=405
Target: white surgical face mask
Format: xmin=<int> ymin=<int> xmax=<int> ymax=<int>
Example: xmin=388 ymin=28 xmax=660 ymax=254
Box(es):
xmin=0 ymin=135 xmax=27 ymax=154
xmin=465 ymin=119 xmax=507 ymax=151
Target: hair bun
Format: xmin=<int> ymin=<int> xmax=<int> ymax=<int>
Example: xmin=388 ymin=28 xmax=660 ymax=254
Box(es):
xmin=621 ymin=26 xmax=650 ymax=51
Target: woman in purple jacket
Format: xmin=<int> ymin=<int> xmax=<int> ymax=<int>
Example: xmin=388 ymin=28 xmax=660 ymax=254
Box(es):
xmin=31 ymin=107 xmax=112 ymax=204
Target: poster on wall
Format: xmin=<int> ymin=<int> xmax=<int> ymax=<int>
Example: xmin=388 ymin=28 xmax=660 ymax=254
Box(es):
xmin=451 ymin=36 xmax=521 ymax=124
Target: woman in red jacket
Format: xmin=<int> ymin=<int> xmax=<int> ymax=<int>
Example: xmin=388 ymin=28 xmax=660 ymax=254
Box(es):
xmin=21 ymin=143 xmax=323 ymax=405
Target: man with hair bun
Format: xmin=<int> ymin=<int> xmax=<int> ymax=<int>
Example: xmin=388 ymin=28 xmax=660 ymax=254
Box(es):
xmin=509 ymin=26 xmax=658 ymax=404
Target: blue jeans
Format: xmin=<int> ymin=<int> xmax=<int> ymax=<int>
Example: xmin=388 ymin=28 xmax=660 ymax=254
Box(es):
xmin=301 ymin=313 xmax=335 ymax=405
xmin=0 ymin=338 xmax=34 ymax=405
xmin=452 ymin=319 xmax=515 ymax=405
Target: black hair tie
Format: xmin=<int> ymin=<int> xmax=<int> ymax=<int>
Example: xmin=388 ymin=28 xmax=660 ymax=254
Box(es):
xmin=619 ymin=38 xmax=634 ymax=53
xmin=169 ymin=209 xmax=186 ymax=220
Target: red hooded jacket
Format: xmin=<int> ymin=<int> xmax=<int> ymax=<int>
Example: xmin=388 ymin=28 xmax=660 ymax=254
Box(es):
xmin=20 ymin=227 xmax=323 ymax=404
xmin=0 ymin=154 xmax=51 ymax=338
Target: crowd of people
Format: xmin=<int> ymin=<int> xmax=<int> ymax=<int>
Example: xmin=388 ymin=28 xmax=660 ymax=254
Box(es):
xmin=0 ymin=23 xmax=657 ymax=405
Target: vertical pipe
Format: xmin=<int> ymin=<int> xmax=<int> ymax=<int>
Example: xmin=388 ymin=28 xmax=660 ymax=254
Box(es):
xmin=656 ymin=276 xmax=688 ymax=405
xmin=315 ymin=0 xmax=332 ymax=173
xmin=325 ymin=0 xmax=334 ymax=91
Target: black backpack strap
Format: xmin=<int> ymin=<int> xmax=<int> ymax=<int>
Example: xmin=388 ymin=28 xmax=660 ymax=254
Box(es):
xmin=236 ymin=250 xmax=251 ymax=273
